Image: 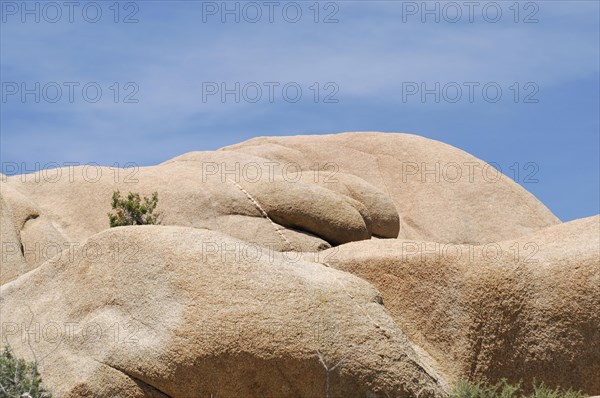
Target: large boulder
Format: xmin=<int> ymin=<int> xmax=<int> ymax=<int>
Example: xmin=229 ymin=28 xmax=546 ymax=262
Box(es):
xmin=222 ymin=132 xmax=560 ymax=244
xmin=292 ymin=171 xmax=400 ymax=238
xmin=3 ymin=132 xmax=562 ymax=284
xmin=1 ymin=148 xmax=394 ymax=275
xmin=0 ymin=190 xmax=28 ymax=284
xmin=0 ymin=226 xmax=449 ymax=397
xmin=1 ymin=181 xmax=66 ymax=283
xmin=310 ymin=216 xmax=600 ymax=394
xmin=0 ymin=182 xmax=69 ymax=284
xmin=2 ymin=132 xmax=595 ymax=397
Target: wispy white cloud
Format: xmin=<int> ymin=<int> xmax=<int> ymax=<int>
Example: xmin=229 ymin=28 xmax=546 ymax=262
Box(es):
xmin=1 ymin=1 xmax=598 ymax=161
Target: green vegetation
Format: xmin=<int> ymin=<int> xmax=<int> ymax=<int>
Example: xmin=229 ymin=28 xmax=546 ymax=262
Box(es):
xmin=451 ymin=379 xmax=586 ymax=398
xmin=0 ymin=346 xmax=51 ymax=398
xmin=108 ymin=190 xmax=162 ymax=227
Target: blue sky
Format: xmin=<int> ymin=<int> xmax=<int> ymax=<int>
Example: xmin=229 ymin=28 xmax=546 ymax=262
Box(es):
xmin=1 ymin=0 xmax=598 ymax=221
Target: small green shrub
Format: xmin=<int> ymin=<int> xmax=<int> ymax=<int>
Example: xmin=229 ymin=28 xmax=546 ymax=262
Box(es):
xmin=108 ymin=190 xmax=162 ymax=227
xmin=451 ymin=379 xmax=585 ymax=398
xmin=527 ymin=382 xmax=586 ymax=398
xmin=452 ymin=379 xmax=520 ymax=398
xmin=0 ymin=346 xmax=52 ymax=397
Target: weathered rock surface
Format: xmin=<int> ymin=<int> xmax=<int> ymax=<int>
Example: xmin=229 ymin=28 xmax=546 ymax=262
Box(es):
xmin=2 ymin=133 xmax=562 ymax=284
xmin=311 ymin=215 xmax=600 ymax=394
xmin=1 ymin=181 xmax=70 ymax=284
xmin=0 ymin=188 xmax=28 ymax=284
xmin=1 ymin=132 xmax=597 ymax=397
xmin=1 ymin=148 xmax=399 ymax=285
xmin=0 ymin=226 xmax=449 ymax=397
xmin=223 ymin=132 xmax=560 ymax=244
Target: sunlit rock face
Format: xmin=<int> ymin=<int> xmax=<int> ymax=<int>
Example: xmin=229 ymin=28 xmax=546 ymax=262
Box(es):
xmin=2 ymin=132 xmax=596 ymax=397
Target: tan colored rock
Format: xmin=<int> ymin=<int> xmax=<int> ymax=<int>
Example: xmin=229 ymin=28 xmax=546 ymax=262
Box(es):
xmin=313 ymin=215 xmax=600 ymax=394
xmin=211 ymin=214 xmax=331 ymax=252
xmin=237 ymin=177 xmax=370 ymax=245
xmin=20 ymin=216 xmax=70 ymax=268
xmin=1 ymin=181 xmax=40 ymax=229
xmin=0 ymin=192 xmax=28 ymax=284
xmin=1 ymin=182 xmax=71 ymax=283
xmin=2 ymin=149 xmax=385 ymax=269
xmin=293 ymin=171 xmax=400 ymax=238
xmin=222 ymin=132 xmax=560 ymax=244
xmin=0 ymin=182 xmax=51 ymax=283
xmin=0 ymin=226 xmax=449 ymax=397
xmin=0 ymin=131 xmax=564 ymax=266
xmin=2 ymin=132 xmax=595 ymax=396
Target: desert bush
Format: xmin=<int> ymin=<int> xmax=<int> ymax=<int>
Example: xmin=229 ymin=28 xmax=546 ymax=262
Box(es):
xmin=108 ymin=190 xmax=162 ymax=227
xmin=0 ymin=346 xmax=52 ymax=398
xmin=451 ymin=379 xmax=585 ymax=398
